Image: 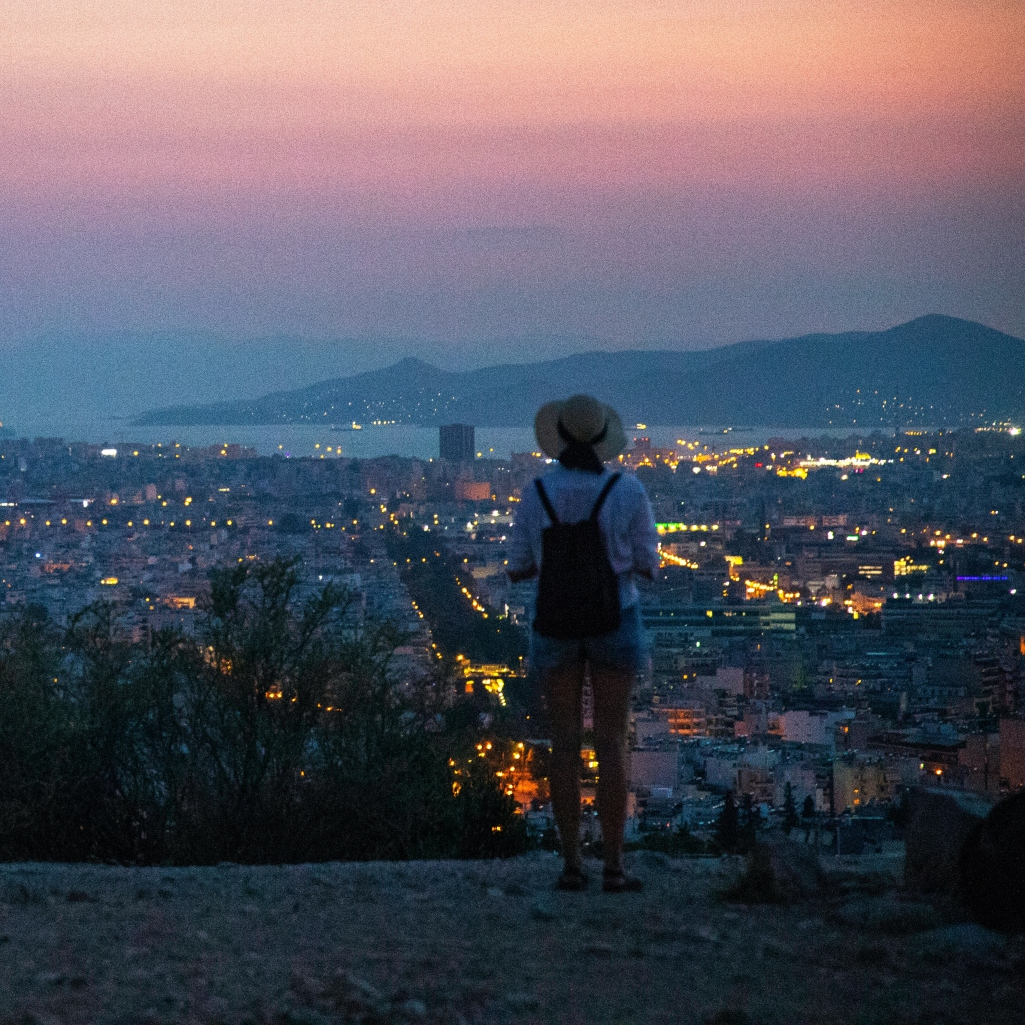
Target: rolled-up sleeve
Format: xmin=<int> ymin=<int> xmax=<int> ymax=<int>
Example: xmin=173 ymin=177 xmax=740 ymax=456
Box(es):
xmin=629 ymin=487 xmax=661 ymax=579
xmin=507 ymin=487 xmax=539 ymax=579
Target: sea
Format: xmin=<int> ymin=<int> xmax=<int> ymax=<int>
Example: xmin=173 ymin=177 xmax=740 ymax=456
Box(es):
xmin=4 ymin=417 xmax=884 ymax=461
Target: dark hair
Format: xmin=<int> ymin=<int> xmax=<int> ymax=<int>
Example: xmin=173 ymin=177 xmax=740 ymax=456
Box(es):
xmin=556 ymin=419 xmax=605 ymax=474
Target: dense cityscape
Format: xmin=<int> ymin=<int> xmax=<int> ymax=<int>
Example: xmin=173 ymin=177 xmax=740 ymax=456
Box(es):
xmin=2 ymin=420 xmax=1023 ymax=855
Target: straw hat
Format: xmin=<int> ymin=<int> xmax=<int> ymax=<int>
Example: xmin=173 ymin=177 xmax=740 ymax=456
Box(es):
xmin=534 ymin=394 xmax=627 ymax=462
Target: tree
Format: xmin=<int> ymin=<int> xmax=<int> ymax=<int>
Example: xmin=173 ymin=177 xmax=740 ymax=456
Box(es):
xmin=739 ymin=792 xmax=760 ymax=853
xmin=637 ymin=821 xmax=705 ymax=856
xmin=801 ymin=794 xmax=816 ymax=842
xmin=782 ymin=783 xmax=800 ymax=835
xmin=0 ymin=559 xmax=529 ymax=865
xmin=714 ymin=791 xmax=740 ymax=854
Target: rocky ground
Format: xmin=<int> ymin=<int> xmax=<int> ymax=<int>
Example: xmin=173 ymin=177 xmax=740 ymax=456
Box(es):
xmin=0 ymin=850 xmax=1022 ymax=1025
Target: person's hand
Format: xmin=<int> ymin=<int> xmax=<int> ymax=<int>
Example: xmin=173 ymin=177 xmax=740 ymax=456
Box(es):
xmin=507 ymin=567 xmax=537 ymax=583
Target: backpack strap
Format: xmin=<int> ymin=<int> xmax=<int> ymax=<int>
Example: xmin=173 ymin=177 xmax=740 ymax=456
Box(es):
xmin=534 ymin=478 xmax=560 ymax=525
xmin=589 ymin=473 xmax=621 ymax=521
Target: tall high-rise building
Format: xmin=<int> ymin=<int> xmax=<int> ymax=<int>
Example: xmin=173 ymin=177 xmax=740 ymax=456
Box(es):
xmin=439 ymin=423 xmax=475 ymax=462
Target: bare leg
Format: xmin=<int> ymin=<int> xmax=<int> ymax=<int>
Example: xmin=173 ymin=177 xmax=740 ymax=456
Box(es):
xmin=543 ymin=663 xmax=585 ymax=872
xmin=590 ymin=664 xmax=633 ymax=875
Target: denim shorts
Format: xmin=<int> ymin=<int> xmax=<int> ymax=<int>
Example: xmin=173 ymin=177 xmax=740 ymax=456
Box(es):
xmin=529 ymin=603 xmax=650 ymax=675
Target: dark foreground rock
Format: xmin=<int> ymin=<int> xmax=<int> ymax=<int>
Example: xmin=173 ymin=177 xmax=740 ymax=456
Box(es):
xmin=903 ymin=787 xmax=992 ymax=894
xmin=960 ymin=791 xmax=1025 ymax=934
xmin=0 ymin=852 xmax=1023 ymax=1025
xmin=724 ymin=840 xmax=826 ymax=904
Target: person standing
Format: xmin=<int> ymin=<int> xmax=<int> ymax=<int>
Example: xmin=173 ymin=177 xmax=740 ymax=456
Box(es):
xmin=507 ymin=394 xmax=659 ymax=892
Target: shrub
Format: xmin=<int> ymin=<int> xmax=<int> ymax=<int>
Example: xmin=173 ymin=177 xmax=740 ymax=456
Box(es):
xmin=712 ymin=792 xmax=740 ymax=854
xmin=0 ymin=560 xmax=526 ymax=865
xmin=630 ymin=824 xmax=707 ymax=856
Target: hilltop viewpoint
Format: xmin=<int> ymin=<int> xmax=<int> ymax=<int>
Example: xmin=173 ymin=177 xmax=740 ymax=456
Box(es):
xmin=1 ymin=848 xmax=1023 ymax=1024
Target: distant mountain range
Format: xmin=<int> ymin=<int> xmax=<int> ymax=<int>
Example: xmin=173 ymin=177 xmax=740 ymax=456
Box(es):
xmin=134 ymin=316 xmax=1025 ymax=429
xmin=2 ymin=329 xmax=605 ymax=433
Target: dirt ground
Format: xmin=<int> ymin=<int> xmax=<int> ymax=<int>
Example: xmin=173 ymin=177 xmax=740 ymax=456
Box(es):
xmin=0 ymin=851 xmax=1022 ymax=1025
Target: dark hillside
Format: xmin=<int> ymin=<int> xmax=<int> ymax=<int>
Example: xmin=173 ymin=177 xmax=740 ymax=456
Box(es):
xmin=135 ymin=316 xmax=1025 ymax=428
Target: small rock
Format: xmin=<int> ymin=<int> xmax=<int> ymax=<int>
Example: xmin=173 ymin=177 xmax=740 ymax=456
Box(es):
xmin=762 ymin=840 xmax=824 ymax=901
xmin=960 ymin=791 xmax=1025 ymax=934
xmin=706 ymin=1010 xmax=750 ymax=1025
xmin=505 ymin=992 xmax=540 ymax=1011
xmin=10 ymin=883 xmax=47 ymax=905
xmin=905 ymin=787 xmax=991 ymax=894
xmin=323 ymin=969 xmax=387 ymax=1015
xmin=855 ymin=943 xmax=893 ymax=968
xmin=723 ymin=841 xmax=822 ymax=904
xmin=346 ymin=972 xmax=383 ymax=1003
xmin=832 ymin=895 xmax=942 ymax=935
xmin=759 ymin=940 xmax=789 ymax=959
xmin=638 ymin=850 xmax=671 ymax=870
xmin=911 ymin=923 xmax=1007 ymax=962
xmin=21 ymin=1013 xmax=62 ymax=1025
xmin=397 ymin=997 xmax=428 ymax=1018
xmin=531 ymin=898 xmax=557 ymax=921
xmin=273 ymin=1008 xmax=332 ymax=1025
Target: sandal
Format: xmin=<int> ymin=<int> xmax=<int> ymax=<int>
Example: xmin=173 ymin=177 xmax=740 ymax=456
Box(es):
xmin=555 ymin=866 xmax=589 ymax=891
xmin=602 ymin=870 xmax=643 ymax=893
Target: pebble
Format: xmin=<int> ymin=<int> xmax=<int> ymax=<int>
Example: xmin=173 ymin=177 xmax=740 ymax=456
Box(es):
xmin=912 ymin=923 xmax=1008 ymax=959
xmin=505 ymin=992 xmax=540 ymax=1011
xmin=398 ymin=997 xmax=429 ymax=1018
xmin=531 ymin=897 xmax=558 ymax=921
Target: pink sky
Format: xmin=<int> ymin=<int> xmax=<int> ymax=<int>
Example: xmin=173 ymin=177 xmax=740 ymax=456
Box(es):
xmin=1 ymin=0 xmax=1022 ymax=349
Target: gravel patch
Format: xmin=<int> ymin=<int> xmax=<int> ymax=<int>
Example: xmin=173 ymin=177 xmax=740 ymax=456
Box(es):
xmin=0 ymin=854 xmax=1022 ymax=1024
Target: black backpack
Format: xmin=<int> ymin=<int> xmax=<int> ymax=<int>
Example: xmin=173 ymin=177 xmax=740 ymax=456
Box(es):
xmin=532 ymin=473 xmax=622 ymax=639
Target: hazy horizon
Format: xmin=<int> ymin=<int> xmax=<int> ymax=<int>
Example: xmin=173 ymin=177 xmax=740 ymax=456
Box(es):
xmin=3 ymin=313 xmax=1020 ymax=436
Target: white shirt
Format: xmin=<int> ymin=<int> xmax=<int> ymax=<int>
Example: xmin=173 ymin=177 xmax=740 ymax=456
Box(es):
xmin=507 ymin=465 xmax=661 ymax=609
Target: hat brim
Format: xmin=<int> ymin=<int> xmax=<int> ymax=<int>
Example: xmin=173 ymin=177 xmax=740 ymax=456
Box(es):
xmin=534 ymin=400 xmax=627 ymax=463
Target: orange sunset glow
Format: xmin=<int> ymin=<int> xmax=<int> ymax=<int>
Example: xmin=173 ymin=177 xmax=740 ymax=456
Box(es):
xmin=0 ymin=0 xmax=1022 ymax=345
